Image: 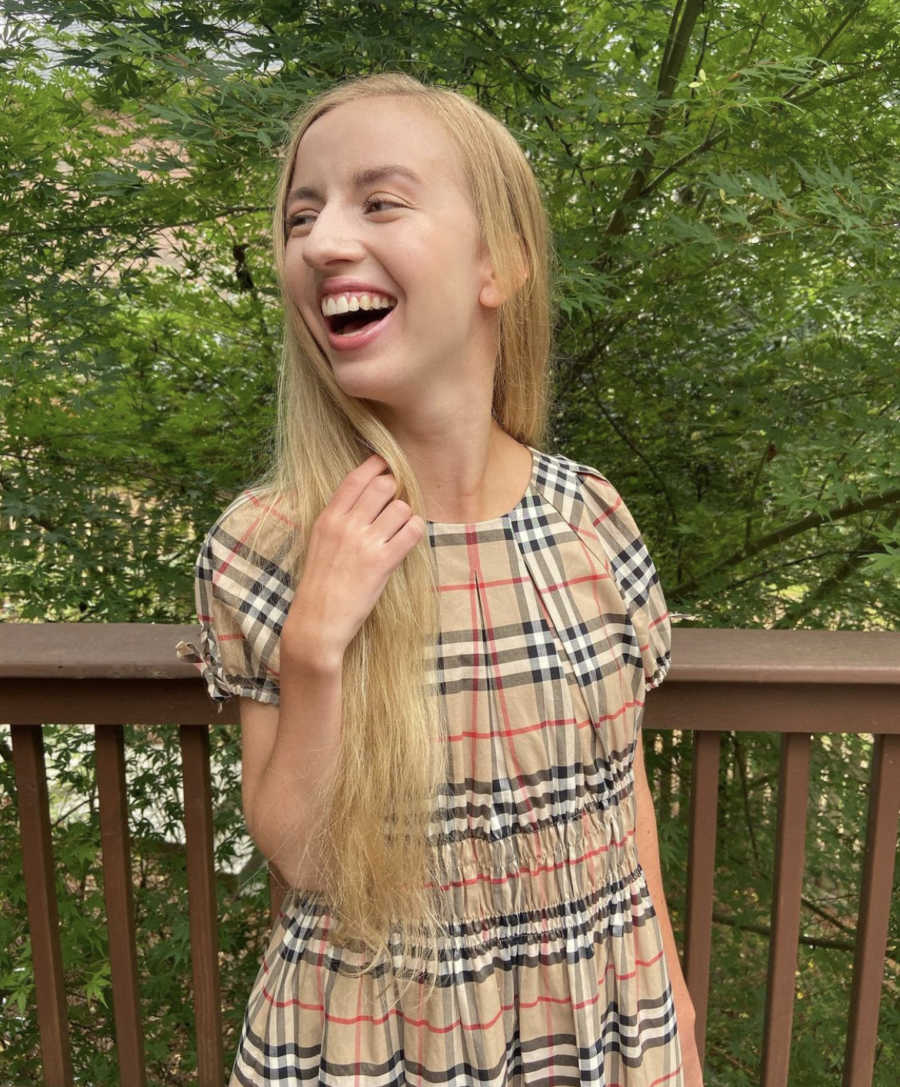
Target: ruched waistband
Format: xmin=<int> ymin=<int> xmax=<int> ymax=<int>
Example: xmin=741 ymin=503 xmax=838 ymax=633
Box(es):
xmin=427 ymin=794 xmax=639 ymax=922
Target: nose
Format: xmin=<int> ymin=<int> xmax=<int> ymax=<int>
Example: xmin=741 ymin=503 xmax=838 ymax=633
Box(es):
xmin=301 ymin=204 xmax=365 ymax=270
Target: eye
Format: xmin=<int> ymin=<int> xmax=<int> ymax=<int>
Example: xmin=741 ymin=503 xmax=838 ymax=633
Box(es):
xmin=286 ymin=209 xmax=317 ymax=232
xmin=364 ymin=196 xmax=404 ymax=214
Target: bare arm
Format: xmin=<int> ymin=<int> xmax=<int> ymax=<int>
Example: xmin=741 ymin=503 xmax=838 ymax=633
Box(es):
xmin=239 ymin=641 xmax=344 ymax=890
xmin=238 ymin=451 xmax=425 ymax=890
xmin=633 ymin=729 xmax=704 ymax=1086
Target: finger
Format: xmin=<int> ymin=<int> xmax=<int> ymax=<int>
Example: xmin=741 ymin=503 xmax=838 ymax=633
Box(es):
xmin=372 ymin=498 xmax=415 ymax=542
xmin=383 ymin=513 xmax=426 ymax=560
xmin=352 ymin=470 xmax=399 ymax=525
xmin=329 ymin=454 xmax=390 ymax=515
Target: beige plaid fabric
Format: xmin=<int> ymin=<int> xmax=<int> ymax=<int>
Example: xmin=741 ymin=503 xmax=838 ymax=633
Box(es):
xmin=183 ymin=445 xmax=683 ymax=1086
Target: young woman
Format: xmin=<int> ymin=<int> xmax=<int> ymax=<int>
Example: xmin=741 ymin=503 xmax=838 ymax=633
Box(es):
xmin=181 ymin=72 xmax=702 ymax=1086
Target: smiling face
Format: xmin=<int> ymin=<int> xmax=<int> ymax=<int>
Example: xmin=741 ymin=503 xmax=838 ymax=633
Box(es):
xmin=282 ymin=95 xmax=504 ymax=419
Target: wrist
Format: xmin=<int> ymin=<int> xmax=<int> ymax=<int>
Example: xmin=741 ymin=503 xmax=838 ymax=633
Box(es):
xmin=280 ymin=624 xmax=345 ymax=675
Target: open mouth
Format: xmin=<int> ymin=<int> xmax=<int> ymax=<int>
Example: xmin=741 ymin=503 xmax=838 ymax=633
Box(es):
xmin=321 ymin=292 xmax=397 ymax=337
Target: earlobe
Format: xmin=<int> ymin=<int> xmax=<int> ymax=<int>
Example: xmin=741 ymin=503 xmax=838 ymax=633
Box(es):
xmin=477 ymin=241 xmax=504 ymax=310
xmin=479 ymin=276 xmax=505 ymax=309
xmin=479 ymin=241 xmax=530 ymax=309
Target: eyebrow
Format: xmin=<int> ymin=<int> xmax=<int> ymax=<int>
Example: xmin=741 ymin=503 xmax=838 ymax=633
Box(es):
xmin=287 ymin=165 xmax=423 ymax=204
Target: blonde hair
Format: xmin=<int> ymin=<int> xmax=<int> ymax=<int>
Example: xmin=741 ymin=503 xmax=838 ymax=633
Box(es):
xmin=258 ymin=72 xmax=553 ymax=983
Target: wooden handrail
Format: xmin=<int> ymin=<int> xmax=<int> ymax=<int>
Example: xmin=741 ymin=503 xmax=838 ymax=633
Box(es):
xmin=2 ymin=625 xmax=899 ymax=1087
xmin=2 ymin=624 xmax=897 ymax=685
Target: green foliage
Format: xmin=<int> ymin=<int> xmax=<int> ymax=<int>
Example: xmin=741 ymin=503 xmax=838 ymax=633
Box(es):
xmin=1 ymin=1 xmax=898 ymax=1083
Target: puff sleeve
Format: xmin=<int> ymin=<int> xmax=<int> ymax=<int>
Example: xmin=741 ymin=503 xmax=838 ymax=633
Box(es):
xmin=577 ymin=469 xmax=672 ymax=693
xmin=176 ymin=490 xmax=295 ymax=705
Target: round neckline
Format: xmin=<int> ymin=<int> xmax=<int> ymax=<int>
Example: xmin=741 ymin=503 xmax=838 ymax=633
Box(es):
xmin=425 ymin=445 xmax=538 ymax=529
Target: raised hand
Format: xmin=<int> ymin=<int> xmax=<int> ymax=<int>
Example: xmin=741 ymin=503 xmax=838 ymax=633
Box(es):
xmin=282 ymin=454 xmax=425 ymax=665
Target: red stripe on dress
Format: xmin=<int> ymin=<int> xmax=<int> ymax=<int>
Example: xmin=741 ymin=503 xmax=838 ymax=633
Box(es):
xmin=439 ymin=571 xmax=612 ymax=595
xmin=584 ymin=486 xmax=624 ymax=526
xmin=465 ymin=556 xmax=483 ymax=875
xmin=424 ymin=828 xmax=636 ymax=891
xmin=649 ymin=1065 xmax=684 ymax=1087
xmin=213 ymin=508 xmax=265 ymax=580
xmin=444 ymin=693 xmax=643 ymax=744
xmin=469 ymin=564 xmax=542 ymax=844
xmin=245 ymin=489 xmax=295 ymax=526
xmin=211 ymin=491 xmax=292 ymax=582
xmin=444 ymin=713 xmax=589 ymax=744
xmin=258 ymin=948 xmax=666 ymax=1025
xmin=353 ymin=970 xmax=364 ymax=1086
xmin=647 ymin=609 xmax=669 ymax=631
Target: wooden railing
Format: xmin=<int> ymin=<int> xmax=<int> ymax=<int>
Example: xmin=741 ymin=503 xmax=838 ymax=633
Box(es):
xmin=2 ymin=625 xmax=898 ymax=1087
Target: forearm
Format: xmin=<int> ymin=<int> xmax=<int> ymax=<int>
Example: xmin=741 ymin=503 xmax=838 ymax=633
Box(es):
xmin=247 ymin=642 xmax=344 ymax=889
xmin=635 ymin=809 xmax=696 ymax=1032
xmin=632 ymin=733 xmax=702 ymax=1071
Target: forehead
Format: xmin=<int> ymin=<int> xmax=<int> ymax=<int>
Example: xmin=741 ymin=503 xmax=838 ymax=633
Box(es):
xmin=292 ymin=95 xmax=469 ymax=196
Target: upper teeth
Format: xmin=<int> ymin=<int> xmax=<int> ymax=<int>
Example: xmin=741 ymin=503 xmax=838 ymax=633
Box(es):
xmin=321 ymin=292 xmax=396 ymax=317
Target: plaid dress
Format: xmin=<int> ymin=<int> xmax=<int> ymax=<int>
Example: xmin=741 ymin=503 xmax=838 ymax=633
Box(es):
xmin=181 ymin=445 xmax=683 ymax=1086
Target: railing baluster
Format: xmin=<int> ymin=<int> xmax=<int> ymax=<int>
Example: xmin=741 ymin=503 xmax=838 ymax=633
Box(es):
xmin=94 ymin=724 xmax=146 ymax=1086
xmin=10 ymin=724 xmax=73 ymax=1087
xmin=761 ymin=731 xmax=812 ymax=1087
xmin=843 ymin=732 xmax=900 ymax=1087
xmin=683 ymin=729 xmax=721 ymax=1065
xmin=179 ymin=724 xmax=224 ymax=1087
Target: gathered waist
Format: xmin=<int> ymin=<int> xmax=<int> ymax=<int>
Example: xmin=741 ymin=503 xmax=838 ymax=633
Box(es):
xmin=292 ymin=795 xmax=640 ymax=932
xmin=426 ymin=795 xmax=639 ymax=922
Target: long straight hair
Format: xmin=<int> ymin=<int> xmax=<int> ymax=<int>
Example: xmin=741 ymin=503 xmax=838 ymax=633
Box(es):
xmin=257 ymin=72 xmax=553 ymax=979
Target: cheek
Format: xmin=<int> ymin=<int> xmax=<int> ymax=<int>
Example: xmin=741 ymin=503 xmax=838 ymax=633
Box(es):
xmin=281 ymin=247 xmax=326 ymax=353
xmin=404 ymin=227 xmax=482 ymax=308
xmin=282 ymin=244 xmax=314 ymax=309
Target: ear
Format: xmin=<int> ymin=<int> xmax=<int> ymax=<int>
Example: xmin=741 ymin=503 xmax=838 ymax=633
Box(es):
xmin=478 ymin=238 xmax=529 ymax=309
xmin=477 ymin=239 xmax=504 ymax=309
xmin=479 ymin=270 xmax=505 ymax=309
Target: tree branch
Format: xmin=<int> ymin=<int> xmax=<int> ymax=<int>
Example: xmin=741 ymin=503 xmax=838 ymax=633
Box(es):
xmin=0 ymin=206 xmax=269 ymax=240
xmin=605 ymin=0 xmax=705 ymax=238
xmin=671 ymin=488 xmax=900 ymax=597
xmin=773 ymin=519 xmax=897 ymax=628
xmin=712 ymin=910 xmax=854 ymax=952
xmin=641 ymin=125 xmax=728 ymax=200
xmin=732 ymin=733 xmax=761 ymax=869
xmin=780 ymin=4 xmax=870 ymax=103
xmin=720 ymin=547 xmax=851 ymax=593
xmin=588 ymin=394 xmax=680 ymax=525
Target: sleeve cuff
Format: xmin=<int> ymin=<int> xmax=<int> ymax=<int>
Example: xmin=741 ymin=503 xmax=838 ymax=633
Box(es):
xmin=175 ymin=631 xmax=280 ymax=706
xmin=644 ymin=651 xmax=672 ymax=693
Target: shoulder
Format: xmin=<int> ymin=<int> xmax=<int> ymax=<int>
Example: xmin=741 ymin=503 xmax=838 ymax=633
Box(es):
xmin=199 ymin=488 xmax=294 ymax=567
xmin=529 ymin=445 xmax=624 ymax=523
xmin=188 ymin=488 xmax=294 ymax=706
xmin=530 ymin=448 xmax=672 ymax=690
xmin=530 ymin=446 xmax=654 ymax=579
xmin=201 ymin=487 xmax=291 ymax=553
